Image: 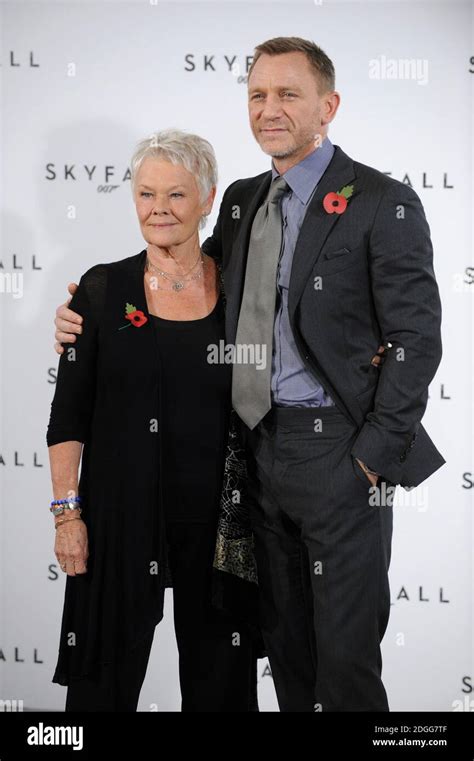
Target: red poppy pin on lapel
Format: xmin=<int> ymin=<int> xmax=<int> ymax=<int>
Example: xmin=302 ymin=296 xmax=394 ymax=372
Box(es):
xmin=118 ymin=302 xmax=148 ymax=330
xmin=323 ymin=184 xmax=354 ymax=215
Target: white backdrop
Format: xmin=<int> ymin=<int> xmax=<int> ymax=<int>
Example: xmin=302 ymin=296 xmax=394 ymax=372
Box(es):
xmin=0 ymin=0 xmax=472 ymax=712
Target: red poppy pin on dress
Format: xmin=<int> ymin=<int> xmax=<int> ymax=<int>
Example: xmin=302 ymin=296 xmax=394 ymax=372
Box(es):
xmin=118 ymin=302 xmax=148 ymax=330
xmin=323 ymin=184 xmax=354 ymax=215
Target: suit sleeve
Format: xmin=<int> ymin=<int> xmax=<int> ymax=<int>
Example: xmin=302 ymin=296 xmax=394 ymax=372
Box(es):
xmin=46 ymin=265 xmax=106 ymax=446
xmin=201 ymin=180 xmax=239 ymax=263
xmin=350 ymin=182 xmax=442 ymax=480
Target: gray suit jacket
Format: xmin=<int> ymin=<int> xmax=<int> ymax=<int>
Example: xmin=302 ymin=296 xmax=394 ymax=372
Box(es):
xmin=202 ymin=144 xmax=445 ymax=488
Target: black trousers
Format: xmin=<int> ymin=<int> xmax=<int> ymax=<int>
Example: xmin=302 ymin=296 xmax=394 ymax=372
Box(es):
xmin=65 ymin=521 xmax=258 ymax=712
xmin=242 ymin=405 xmax=393 ymax=712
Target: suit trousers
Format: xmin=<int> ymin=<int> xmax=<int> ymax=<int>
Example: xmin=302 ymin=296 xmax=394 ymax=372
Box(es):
xmin=65 ymin=521 xmax=258 ymax=712
xmin=241 ymin=405 xmax=393 ymax=712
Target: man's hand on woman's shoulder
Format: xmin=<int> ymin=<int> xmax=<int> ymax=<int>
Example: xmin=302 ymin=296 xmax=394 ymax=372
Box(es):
xmin=54 ymin=282 xmax=82 ymax=354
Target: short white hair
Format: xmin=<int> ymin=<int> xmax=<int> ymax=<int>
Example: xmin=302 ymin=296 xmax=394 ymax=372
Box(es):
xmin=130 ymin=128 xmax=218 ymax=230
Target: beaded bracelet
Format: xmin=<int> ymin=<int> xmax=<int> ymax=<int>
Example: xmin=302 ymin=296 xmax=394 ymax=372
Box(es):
xmin=50 ymin=496 xmax=82 ymax=516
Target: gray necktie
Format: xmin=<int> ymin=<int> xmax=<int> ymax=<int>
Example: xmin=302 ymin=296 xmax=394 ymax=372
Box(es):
xmin=232 ymin=175 xmax=289 ymax=429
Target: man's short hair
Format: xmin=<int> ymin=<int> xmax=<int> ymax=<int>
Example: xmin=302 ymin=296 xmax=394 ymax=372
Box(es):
xmin=248 ymin=36 xmax=336 ymax=94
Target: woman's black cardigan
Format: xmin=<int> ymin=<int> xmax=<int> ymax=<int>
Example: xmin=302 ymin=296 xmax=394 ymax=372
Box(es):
xmin=47 ymin=249 xmax=262 ymax=685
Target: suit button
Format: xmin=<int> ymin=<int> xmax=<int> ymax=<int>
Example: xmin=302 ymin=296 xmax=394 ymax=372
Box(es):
xmin=400 ymin=453 xmax=406 ymax=462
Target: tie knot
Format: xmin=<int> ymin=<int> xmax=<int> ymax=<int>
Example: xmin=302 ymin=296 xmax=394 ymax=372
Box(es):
xmin=268 ymin=175 xmax=289 ymax=204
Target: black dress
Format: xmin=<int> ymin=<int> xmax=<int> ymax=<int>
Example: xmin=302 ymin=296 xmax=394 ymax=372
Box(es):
xmin=46 ymin=250 xmax=260 ymax=709
xmin=151 ymin=292 xmax=231 ymax=524
xmin=147 ymin=295 xmax=257 ymax=710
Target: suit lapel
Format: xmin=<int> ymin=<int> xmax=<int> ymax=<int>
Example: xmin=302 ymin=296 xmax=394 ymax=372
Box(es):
xmin=223 ymin=171 xmax=272 ymax=344
xmin=287 ymin=145 xmax=356 ymax=323
xmin=224 ymin=146 xmax=356 ymax=344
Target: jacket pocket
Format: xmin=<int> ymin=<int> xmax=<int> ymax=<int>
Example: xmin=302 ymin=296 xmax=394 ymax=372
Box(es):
xmin=315 ymin=246 xmax=361 ymax=275
xmin=324 ymin=246 xmax=352 ymax=259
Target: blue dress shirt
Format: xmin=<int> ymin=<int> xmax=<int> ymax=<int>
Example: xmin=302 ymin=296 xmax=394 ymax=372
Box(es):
xmin=270 ymin=136 xmax=336 ymax=407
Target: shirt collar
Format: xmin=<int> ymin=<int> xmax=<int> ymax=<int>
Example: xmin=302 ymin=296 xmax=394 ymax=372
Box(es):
xmin=271 ymin=136 xmax=335 ymax=205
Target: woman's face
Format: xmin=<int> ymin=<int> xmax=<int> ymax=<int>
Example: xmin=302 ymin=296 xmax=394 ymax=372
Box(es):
xmin=134 ymin=157 xmax=215 ymax=250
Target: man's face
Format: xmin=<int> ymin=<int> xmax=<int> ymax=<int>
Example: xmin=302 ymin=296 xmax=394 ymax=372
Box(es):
xmin=248 ymin=51 xmax=332 ymax=161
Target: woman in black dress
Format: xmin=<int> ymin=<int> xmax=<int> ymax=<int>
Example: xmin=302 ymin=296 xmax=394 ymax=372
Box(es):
xmin=47 ymin=129 xmax=260 ymax=711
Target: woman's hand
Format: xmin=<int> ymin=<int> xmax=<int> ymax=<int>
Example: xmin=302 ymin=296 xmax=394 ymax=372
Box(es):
xmin=55 ymin=518 xmax=89 ymax=576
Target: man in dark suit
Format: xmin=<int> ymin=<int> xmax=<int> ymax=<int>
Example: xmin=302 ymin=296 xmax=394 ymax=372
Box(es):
xmin=54 ymin=36 xmax=444 ymax=711
xmin=201 ymin=37 xmax=444 ymax=712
